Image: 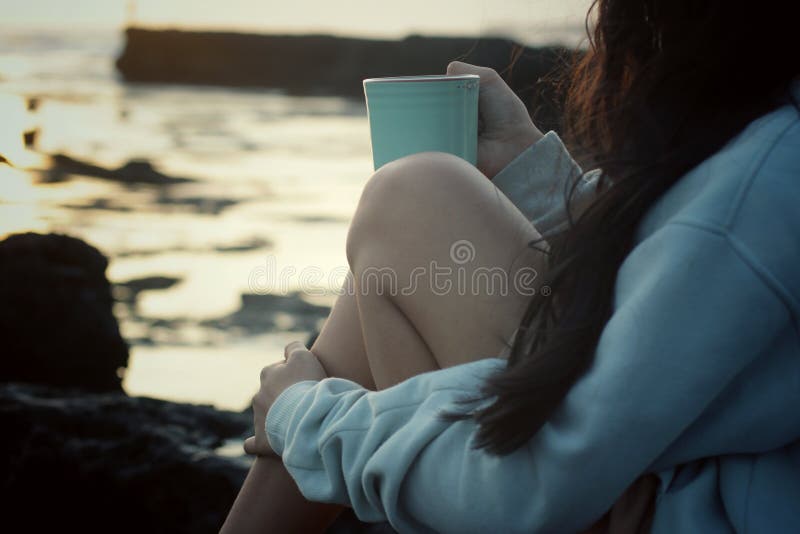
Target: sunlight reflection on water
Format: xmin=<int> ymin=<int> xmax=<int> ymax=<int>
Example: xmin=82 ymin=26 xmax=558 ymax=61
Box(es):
xmin=124 ymin=332 xmax=305 ymax=410
xmin=0 ymin=29 xmax=372 ymax=409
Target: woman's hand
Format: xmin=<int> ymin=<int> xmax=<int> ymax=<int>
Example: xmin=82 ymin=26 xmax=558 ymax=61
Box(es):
xmin=447 ymin=61 xmax=544 ymax=180
xmin=243 ymin=341 xmax=327 ymax=456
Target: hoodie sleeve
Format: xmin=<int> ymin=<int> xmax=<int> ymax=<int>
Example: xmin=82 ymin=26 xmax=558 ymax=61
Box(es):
xmin=265 ymin=222 xmax=790 ymax=533
xmin=490 ymin=130 xmax=600 ymax=236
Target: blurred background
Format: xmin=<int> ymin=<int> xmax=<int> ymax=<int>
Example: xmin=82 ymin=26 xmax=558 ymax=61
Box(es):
xmin=0 ymin=0 xmax=587 ymax=410
xmin=0 ymin=2 xmax=587 ymax=531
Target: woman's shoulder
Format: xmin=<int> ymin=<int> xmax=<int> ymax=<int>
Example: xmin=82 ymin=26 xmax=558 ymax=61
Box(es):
xmin=707 ymin=94 xmax=800 ymax=235
xmin=642 ymin=90 xmax=800 ymax=233
xmin=722 ymin=101 xmax=800 ymax=311
xmin=637 ymin=90 xmax=800 ymax=309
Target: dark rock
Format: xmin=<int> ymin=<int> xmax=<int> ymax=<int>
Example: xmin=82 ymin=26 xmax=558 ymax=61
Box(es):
xmin=118 ymin=275 xmax=182 ymax=292
xmin=291 ymin=214 xmax=350 ymax=224
xmin=114 ymin=237 xmax=271 ymax=259
xmin=26 ymin=96 xmax=40 ymax=111
xmin=63 ymin=194 xmax=241 ymax=215
xmin=40 ymin=153 xmax=195 ymax=185
xmin=116 ymin=289 xmax=327 ymax=348
xmin=0 ymin=382 xmax=251 ymax=534
xmin=201 ymin=292 xmax=330 ymax=336
xmin=62 ymin=197 xmax=134 ymax=212
xmin=212 ymin=237 xmax=272 ymax=253
xmin=116 ymin=28 xmax=574 ymax=132
xmin=23 ymin=128 xmax=38 ymax=148
xmin=153 ymin=192 xmax=239 ymax=215
xmin=114 ymin=275 xmax=182 ymax=305
xmin=0 ymin=233 xmax=129 ymax=392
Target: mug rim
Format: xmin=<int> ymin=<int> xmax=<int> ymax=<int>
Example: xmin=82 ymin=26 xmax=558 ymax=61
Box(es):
xmin=363 ymin=74 xmax=480 ymax=85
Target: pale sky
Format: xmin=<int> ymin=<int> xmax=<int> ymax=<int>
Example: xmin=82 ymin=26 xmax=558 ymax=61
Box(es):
xmin=0 ymin=0 xmax=590 ymax=39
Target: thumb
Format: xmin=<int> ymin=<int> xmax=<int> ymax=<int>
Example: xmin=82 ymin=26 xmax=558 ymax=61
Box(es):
xmin=446 ymin=60 xmax=471 ymax=75
xmin=447 ymin=60 xmax=532 ymax=132
xmin=243 ymin=436 xmax=257 ymax=455
xmin=447 ymin=60 xmax=482 ymax=76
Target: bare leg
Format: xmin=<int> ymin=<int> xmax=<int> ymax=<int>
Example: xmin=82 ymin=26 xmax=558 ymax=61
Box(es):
xmin=346 ymin=152 xmax=543 ymax=387
xmin=310 ymin=272 xmax=376 ymax=390
xmin=220 ymin=456 xmax=342 ymax=534
xmin=306 ymin=150 xmax=543 ymax=390
xmin=221 ymin=277 xmax=374 ymax=534
xmin=222 ymin=152 xmax=543 ymax=533
xmin=221 ymin=277 xmax=378 ymax=534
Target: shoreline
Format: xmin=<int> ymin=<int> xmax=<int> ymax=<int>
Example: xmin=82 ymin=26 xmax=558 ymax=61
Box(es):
xmin=116 ymin=26 xmax=571 ymax=132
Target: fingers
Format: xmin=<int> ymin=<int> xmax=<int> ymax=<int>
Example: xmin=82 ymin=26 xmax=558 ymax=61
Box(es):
xmin=260 ymin=363 xmax=278 ymax=382
xmin=283 ymin=341 xmax=329 ymax=379
xmin=446 ymin=61 xmax=511 ymax=116
xmin=263 ymin=342 xmax=322 ymax=386
xmin=243 ymin=435 xmax=279 ymax=457
xmin=446 ymin=61 xmax=499 ymax=83
xmin=283 ymin=340 xmax=308 ymax=361
xmin=284 ymin=341 xmax=325 ymax=372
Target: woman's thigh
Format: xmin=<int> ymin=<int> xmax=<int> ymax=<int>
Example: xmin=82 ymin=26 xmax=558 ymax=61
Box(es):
xmin=347 ymin=151 xmax=545 ymax=373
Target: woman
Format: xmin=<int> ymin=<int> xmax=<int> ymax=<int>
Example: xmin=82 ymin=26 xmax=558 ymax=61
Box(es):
xmin=222 ymin=0 xmax=800 ymax=532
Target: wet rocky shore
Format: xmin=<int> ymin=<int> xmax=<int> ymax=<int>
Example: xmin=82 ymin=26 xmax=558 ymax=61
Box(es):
xmin=0 ymin=233 xmax=247 ymax=532
xmin=0 ymin=232 xmax=381 ymax=532
xmin=0 ymin=382 xmax=252 ymax=533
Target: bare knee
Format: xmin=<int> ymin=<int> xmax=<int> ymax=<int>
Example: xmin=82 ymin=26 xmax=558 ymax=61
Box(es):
xmin=344 ymin=152 xmax=544 ymax=370
xmin=346 ymin=152 xmax=488 ymax=269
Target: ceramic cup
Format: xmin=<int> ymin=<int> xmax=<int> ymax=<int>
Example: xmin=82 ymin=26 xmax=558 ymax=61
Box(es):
xmin=362 ymin=74 xmax=480 ymax=170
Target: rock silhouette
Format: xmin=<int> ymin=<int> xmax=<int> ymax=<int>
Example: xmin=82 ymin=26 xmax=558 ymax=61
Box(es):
xmin=0 ymin=233 xmax=129 ymax=391
xmin=0 ymin=233 xmax=256 ymax=533
xmin=0 ymin=382 xmax=250 ymax=534
xmin=40 ymin=153 xmax=194 ymax=185
xmin=116 ymin=28 xmax=573 ymax=132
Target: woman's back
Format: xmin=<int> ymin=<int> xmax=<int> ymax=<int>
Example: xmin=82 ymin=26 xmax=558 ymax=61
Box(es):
xmin=611 ymin=79 xmax=800 ymax=532
xmin=487 ymin=77 xmax=800 ymax=532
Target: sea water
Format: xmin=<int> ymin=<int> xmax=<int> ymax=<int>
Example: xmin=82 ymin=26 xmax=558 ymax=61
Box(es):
xmin=0 ymin=24 xmax=580 ymax=409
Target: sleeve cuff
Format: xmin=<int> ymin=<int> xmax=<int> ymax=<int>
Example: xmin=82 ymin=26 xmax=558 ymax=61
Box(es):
xmin=266 ymin=380 xmax=319 ymax=456
xmin=491 ymin=130 xmax=586 ymax=235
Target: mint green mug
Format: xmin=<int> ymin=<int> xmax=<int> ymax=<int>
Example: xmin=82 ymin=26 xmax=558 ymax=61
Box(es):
xmin=362 ymin=74 xmax=480 ymax=170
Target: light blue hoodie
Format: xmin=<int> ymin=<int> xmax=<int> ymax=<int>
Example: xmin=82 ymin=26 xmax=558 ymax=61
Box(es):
xmin=266 ymin=80 xmax=800 ymax=533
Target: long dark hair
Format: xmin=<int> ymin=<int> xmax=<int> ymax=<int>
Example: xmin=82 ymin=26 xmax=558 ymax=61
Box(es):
xmin=445 ymin=0 xmax=800 ymax=455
